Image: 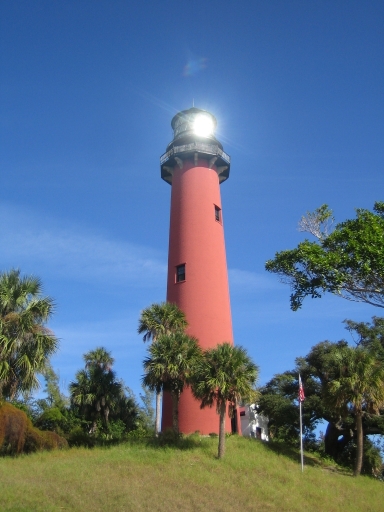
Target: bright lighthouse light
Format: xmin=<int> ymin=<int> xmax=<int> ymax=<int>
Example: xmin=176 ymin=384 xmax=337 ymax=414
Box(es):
xmin=193 ymin=114 xmax=214 ymax=137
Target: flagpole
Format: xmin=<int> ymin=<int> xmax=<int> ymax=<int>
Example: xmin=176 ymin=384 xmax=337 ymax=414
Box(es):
xmin=299 ymin=398 xmax=304 ymax=472
xmin=299 ymin=373 xmax=304 ymax=472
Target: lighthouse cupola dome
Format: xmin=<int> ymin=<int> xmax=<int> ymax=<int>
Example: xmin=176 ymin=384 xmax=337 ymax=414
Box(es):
xmin=160 ymin=107 xmax=230 ymax=185
xmin=171 ymin=107 xmax=217 ymax=143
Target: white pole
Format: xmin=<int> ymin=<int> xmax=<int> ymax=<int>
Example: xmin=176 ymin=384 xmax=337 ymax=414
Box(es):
xmin=299 ymin=395 xmax=304 ymax=472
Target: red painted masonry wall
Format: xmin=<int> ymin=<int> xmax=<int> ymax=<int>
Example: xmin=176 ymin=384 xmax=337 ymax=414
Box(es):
xmin=161 ymin=158 xmax=234 ymax=434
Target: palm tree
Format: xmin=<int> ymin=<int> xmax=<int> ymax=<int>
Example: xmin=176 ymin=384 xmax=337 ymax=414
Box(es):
xmin=84 ymin=346 xmax=114 ymax=372
xmin=192 ymin=343 xmax=259 ymax=458
xmin=70 ymin=347 xmax=124 ymax=431
xmin=138 ymin=302 xmax=188 ymax=342
xmin=325 ymin=345 xmax=384 ymax=476
xmin=143 ymin=332 xmax=202 ymax=434
xmin=0 ymin=269 xmax=58 ymax=400
xmin=138 ymin=302 xmax=188 ymax=434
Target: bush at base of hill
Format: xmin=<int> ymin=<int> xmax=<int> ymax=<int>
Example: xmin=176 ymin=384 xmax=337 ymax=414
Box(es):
xmin=67 ymin=427 xmax=96 ymax=448
xmin=67 ymin=421 xmax=152 ymax=448
xmin=0 ymin=402 xmax=68 ymax=455
xmin=336 ymin=438 xmax=383 ymax=478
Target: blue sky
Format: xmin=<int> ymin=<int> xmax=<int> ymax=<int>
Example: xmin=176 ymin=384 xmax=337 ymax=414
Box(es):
xmin=1 ymin=1 xmax=383 ymax=402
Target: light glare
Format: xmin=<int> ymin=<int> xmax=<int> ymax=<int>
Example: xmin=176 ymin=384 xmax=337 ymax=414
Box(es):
xmin=193 ymin=114 xmax=214 ymax=137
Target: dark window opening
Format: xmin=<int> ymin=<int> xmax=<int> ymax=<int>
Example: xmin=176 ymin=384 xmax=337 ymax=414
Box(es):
xmin=231 ymin=411 xmax=238 ymax=434
xmin=176 ymin=264 xmax=186 ymax=283
xmin=214 ymin=205 xmax=221 ymax=222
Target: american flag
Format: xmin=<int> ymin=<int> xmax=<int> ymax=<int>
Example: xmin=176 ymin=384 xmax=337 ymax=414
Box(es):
xmin=298 ymin=374 xmax=305 ymax=402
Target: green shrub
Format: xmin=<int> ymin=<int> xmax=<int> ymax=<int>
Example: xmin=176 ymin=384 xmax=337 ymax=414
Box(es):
xmin=67 ymin=427 xmax=95 ymax=448
xmin=148 ymin=430 xmax=204 ymax=450
xmin=337 ymin=438 xmax=383 ymax=477
xmin=187 ymin=432 xmax=201 ymax=443
xmin=126 ymin=427 xmax=151 ymax=440
xmin=95 ymin=420 xmax=126 ymax=445
xmin=35 ymin=407 xmax=67 ymax=434
xmin=156 ymin=429 xmax=181 ymax=446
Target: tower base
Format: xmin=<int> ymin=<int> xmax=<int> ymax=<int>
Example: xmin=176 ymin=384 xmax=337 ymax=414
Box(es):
xmin=162 ymin=389 xmax=236 ymax=435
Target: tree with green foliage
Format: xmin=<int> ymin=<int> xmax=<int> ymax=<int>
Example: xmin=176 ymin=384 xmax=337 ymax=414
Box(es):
xmin=139 ymin=384 xmax=156 ymax=432
xmin=70 ymin=347 xmax=125 ymax=432
xmin=138 ymin=302 xmax=188 ymax=343
xmin=300 ymin=318 xmax=384 ymax=459
xmin=265 ymin=202 xmax=384 ymax=310
xmin=261 ymin=342 xmax=384 ymax=457
xmin=258 ymin=371 xmax=321 ymax=445
xmin=192 ymin=343 xmax=259 ymax=459
xmin=83 ymin=346 xmax=114 ymax=371
xmin=344 ymin=316 xmax=384 ymax=353
xmin=107 ymin=386 xmax=140 ymax=434
xmin=38 ymin=364 xmax=68 ymax=411
xmin=0 ymin=269 xmax=58 ymax=400
xmin=324 ymin=345 xmax=384 ymax=476
xmin=296 ymin=340 xmax=356 ymax=459
xmin=138 ymin=302 xmax=188 ymax=434
xmin=33 ymin=364 xmax=71 ymax=434
xmin=143 ymin=332 xmax=201 ymax=435
xmin=259 ymin=319 xmax=384 ymax=475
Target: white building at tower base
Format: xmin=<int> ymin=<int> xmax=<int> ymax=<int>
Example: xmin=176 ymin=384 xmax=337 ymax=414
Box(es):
xmin=239 ymin=404 xmax=269 ymax=441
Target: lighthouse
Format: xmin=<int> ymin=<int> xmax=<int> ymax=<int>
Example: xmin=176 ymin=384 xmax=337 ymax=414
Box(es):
xmin=160 ymin=108 xmax=234 ymax=434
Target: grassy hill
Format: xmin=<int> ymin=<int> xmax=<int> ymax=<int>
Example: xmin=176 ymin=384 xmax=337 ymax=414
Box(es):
xmin=0 ymin=435 xmax=383 ymax=511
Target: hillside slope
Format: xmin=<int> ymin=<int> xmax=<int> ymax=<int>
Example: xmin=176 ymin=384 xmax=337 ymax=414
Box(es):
xmin=0 ymin=436 xmax=383 ymax=511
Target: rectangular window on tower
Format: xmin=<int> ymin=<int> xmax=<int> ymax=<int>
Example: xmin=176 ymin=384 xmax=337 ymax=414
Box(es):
xmin=176 ymin=264 xmax=186 ymax=283
xmin=214 ymin=205 xmax=221 ymax=222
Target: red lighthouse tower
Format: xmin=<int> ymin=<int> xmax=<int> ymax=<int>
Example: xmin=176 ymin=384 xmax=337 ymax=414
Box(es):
xmin=160 ymin=108 xmax=233 ymax=434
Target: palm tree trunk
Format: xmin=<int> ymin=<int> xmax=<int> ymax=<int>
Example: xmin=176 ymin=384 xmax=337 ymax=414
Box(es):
xmin=353 ymin=410 xmax=364 ymax=476
xmin=9 ymin=379 xmax=18 ymax=402
xmin=218 ymin=401 xmax=226 ymax=459
xmin=104 ymin=406 xmax=109 ymax=426
xmin=171 ymin=391 xmax=179 ymax=435
xmin=155 ymin=390 xmax=161 ymax=436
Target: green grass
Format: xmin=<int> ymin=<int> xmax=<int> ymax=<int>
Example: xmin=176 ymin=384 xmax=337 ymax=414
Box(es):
xmin=0 ymin=436 xmax=383 ymax=511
